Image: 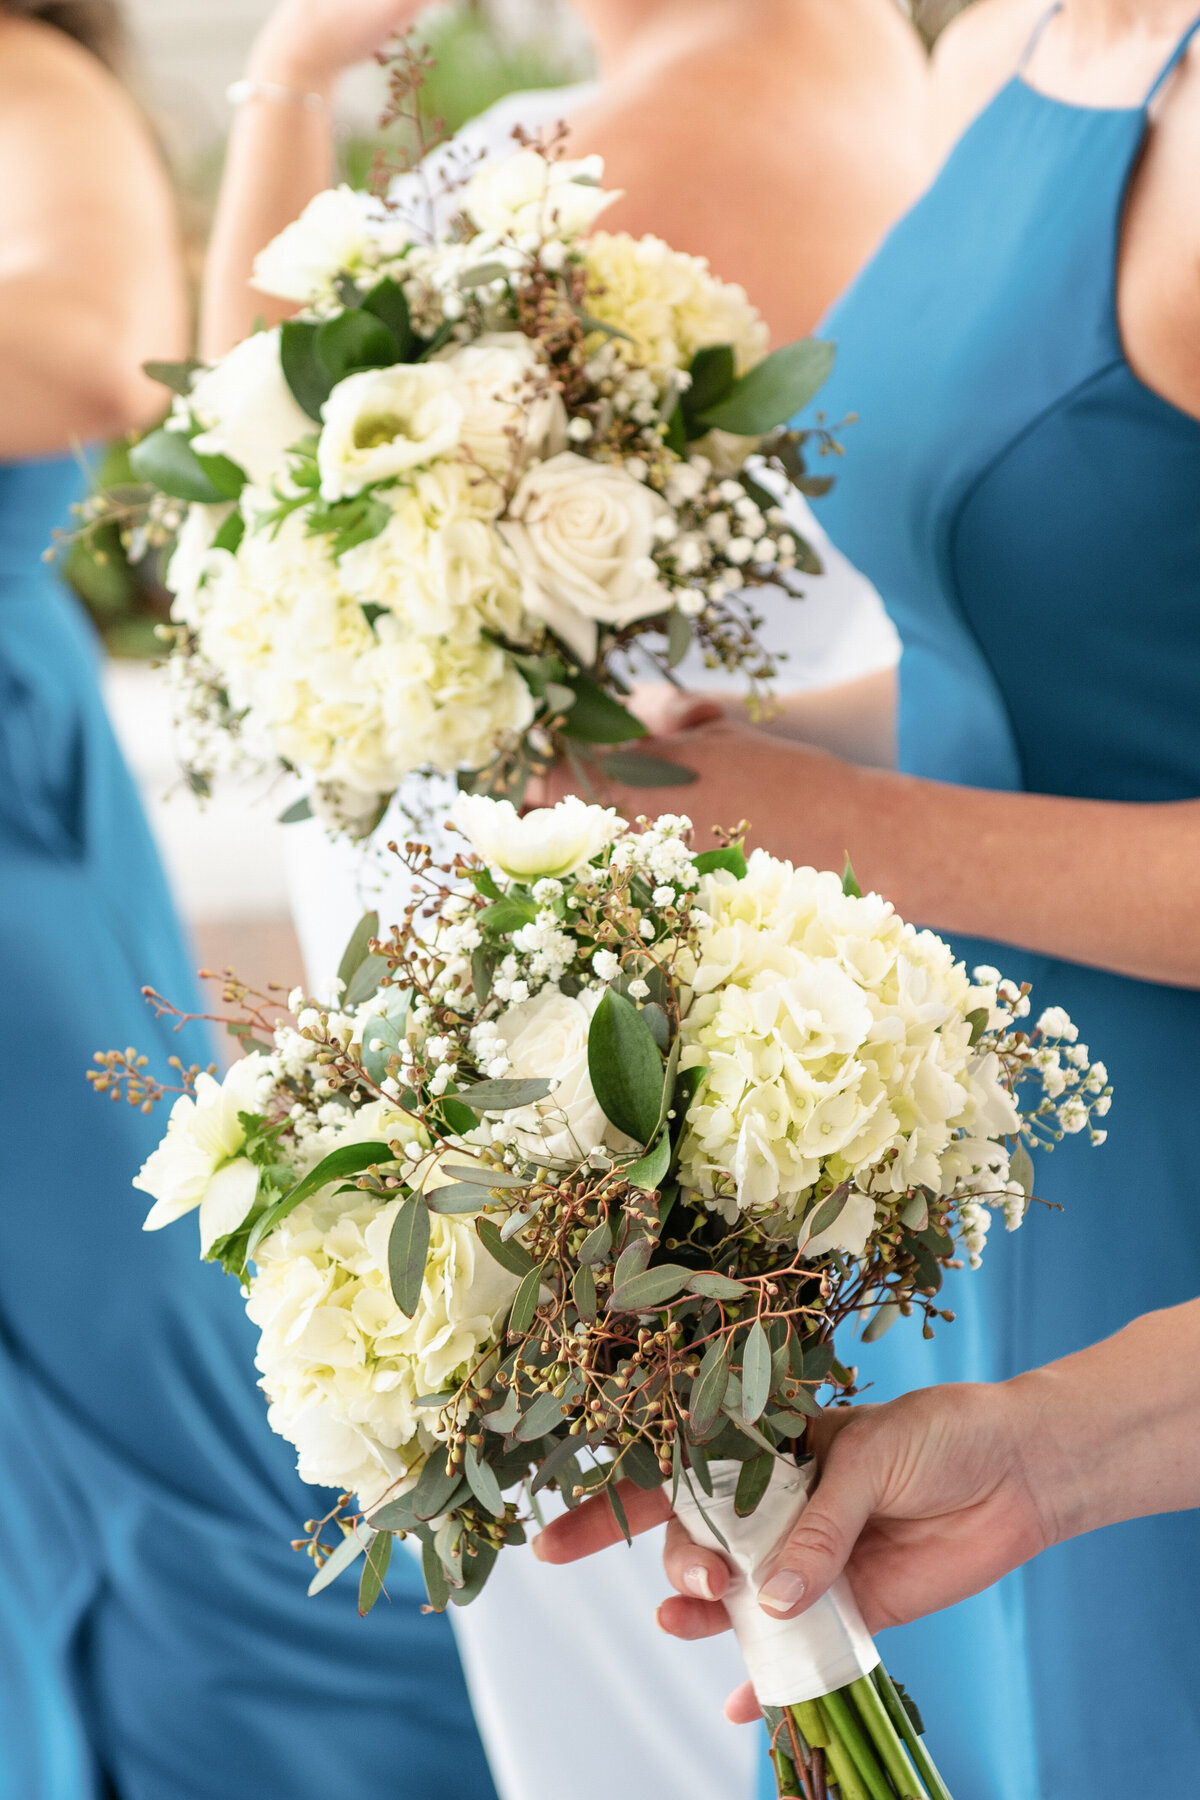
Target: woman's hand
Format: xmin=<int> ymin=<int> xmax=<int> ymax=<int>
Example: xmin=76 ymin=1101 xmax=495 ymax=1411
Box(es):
xmin=248 ymin=0 xmax=434 ymax=91
xmin=533 ymin=1381 xmax=1053 ymax=1723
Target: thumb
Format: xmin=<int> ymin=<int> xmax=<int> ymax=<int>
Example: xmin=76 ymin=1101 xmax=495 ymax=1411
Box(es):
xmin=756 ymin=1438 xmax=881 ymax=1621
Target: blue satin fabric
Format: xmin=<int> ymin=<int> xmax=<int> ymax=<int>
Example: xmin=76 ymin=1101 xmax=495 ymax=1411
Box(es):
xmin=755 ymin=46 xmax=1200 ymax=1800
xmin=0 ymin=454 xmax=496 ymax=1800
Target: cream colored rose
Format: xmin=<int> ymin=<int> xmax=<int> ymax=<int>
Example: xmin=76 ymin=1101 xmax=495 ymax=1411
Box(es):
xmin=134 ymin=1053 xmax=270 ymax=1247
xmin=435 ymin=334 xmax=567 ymax=478
xmin=251 ymin=185 xmax=409 ymax=306
xmin=499 ymin=452 xmax=674 ymax=663
xmin=189 ymin=328 xmax=313 ymax=489
xmin=460 ymin=148 xmax=620 ymax=240
xmin=453 ymin=793 xmax=621 ymax=881
xmin=317 ymin=363 xmax=464 ymax=501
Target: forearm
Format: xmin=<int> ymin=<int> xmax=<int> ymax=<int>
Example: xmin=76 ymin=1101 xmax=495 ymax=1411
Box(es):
xmin=746 ymin=743 xmax=1200 ymax=987
xmin=749 ymin=668 xmax=897 ymax=769
xmin=1014 ymin=1299 xmax=1200 ymax=1546
xmin=199 ymin=60 xmax=336 ymax=359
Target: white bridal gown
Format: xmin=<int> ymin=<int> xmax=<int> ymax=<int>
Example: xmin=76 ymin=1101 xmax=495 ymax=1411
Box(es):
xmin=284 ymin=85 xmax=899 ymax=1800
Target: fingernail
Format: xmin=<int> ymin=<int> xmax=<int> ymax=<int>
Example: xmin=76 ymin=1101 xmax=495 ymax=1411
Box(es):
xmin=682 ymin=1563 xmax=715 ymax=1600
xmin=758 ymin=1570 xmax=806 ymax=1616
xmin=530 ymin=1533 xmax=547 ymax=1563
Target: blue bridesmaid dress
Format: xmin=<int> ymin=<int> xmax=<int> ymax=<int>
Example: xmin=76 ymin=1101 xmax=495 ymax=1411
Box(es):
xmin=0 ymin=453 xmax=497 ymax=1798
xmin=754 ymin=12 xmax=1200 ymax=1798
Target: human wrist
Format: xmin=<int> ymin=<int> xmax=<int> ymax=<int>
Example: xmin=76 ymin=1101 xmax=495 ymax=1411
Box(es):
xmin=246 ymin=24 xmax=340 ymax=97
xmin=1004 ymin=1357 xmax=1127 ymax=1548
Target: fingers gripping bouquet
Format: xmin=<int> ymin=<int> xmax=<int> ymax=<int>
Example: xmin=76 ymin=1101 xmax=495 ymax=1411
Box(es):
xmin=104 ymin=800 xmax=1111 ymax=1800
xmin=112 ymin=123 xmax=837 ymax=838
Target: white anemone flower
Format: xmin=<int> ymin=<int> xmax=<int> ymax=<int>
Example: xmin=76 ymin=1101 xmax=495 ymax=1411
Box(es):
xmin=134 ymin=1054 xmax=269 ymax=1249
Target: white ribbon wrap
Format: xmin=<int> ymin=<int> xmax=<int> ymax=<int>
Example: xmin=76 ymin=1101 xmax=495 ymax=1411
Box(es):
xmin=673 ymin=1458 xmax=879 ymax=1707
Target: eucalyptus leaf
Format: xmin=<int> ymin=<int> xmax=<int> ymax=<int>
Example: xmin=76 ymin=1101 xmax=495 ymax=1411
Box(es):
xmin=689 ymin=1338 xmax=730 ymax=1438
xmin=277 ymin=795 xmax=313 ymax=825
xmin=477 ymin=1218 xmax=535 ymax=1278
xmin=1011 ymin=1139 xmax=1036 ymax=1198
xmin=734 ymin=1452 xmax=775 ymax=1517
xmin=617 ymin=1439 xmax=664 ymax=1490
xmin=515 ymin=1375 xmax=582 ymax=1442
xmin=587 ymin=987 xmax=663 ymax=1144
xmin=625 ymin=1132 xmax=670 ymax=1193
xmin=425 ymin=1182 xmax=494 ymax=1214
xmin=464 ymin=1443 xmax=506 ymax=1518
xmin=741 ymin=1319 xmax=772 ymax=1424
xmin=142 ymin=357 xmax=202 ymax=396
xmin=697 ymin=337 xmax=835 ymax=437
xmin=862 ymin=1301 xmax=902 ymax=1343
xmin=388 ymin=1193 xmax=431 ymax=1318
xmin=308 ymin=1521 xmax=372 ymax=1596
xmin=459 ymin=1077 xmax=554 ymax=1111
xmin=344 ymin=955 xmax=390 ymax=1007
xmin=598 ymin=750 xmax=697 ymax=788
xmin=578 ymin=1218 xmax=613 ymax=1266
xmin=442 ymin=1163 xmax=530 ymax=1189
xmin=612 ymin=1236 xmax=652 ymax=1289
xmin=408 ymin=1454 xmax=466 ymax=1521
xmin=610 ymin=1263 xmax=690 ymax=1313
xmin=687 ymin=1272 xmax=749 ymax=1301
xmin=666 ymin=608 xmax=692 ymax=669
xmin=482 ymin=1385 xmax=520 ymax=1434
xmin=358 ymin=1529 xmax=393 ymax=1615
xmin=337 ymin=911 xmax=381 ymax=994
xmin=806 ymin=1184 xmax=851 ymax=1244
xmin=508 ymin=1263 xmax=544 ymax=1337
xmin=422 ymin=1539 xmax=450 ymax=1611
xmin=571 ymin=1262 xmax=597 ymax=1323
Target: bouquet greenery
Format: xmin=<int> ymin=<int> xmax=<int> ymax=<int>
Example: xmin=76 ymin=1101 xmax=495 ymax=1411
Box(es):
xmin=98 ymin=799 xmax=1110 ymax=1798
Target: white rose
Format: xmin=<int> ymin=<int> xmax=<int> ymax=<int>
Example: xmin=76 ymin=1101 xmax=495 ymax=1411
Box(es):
xmin=460 ymin=149 xmax=620 ymax=240
xmin=189 ymin=329 xmax=313 ymax=489
xmin=493 ymin=986 xmax=628 ymax=1162
xmin=134 ymin=1053 xmax=270 ymax=1242
xmin=499 ymin=452 xmax=674 ymax=663
xmin=453 ymin=792 xmax=621 ymax=880
xmin=251 ymin=185 xmax=410 ymax=305
xmin=435 ymin=334 xmax=567 ymax=477
xmin=317 ymin=363 xmax=464 ymax=501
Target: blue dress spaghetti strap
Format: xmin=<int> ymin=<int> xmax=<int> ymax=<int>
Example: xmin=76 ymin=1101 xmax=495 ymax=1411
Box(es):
xmin=755 ymin=14 xmax=1200 ymax=1799
xmin=0 ymin=452 xmax=497 ymax=1799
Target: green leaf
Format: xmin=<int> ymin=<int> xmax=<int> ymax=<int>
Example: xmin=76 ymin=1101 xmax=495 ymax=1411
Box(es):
xmin=805 ymin=1184 xmax=851 ymax=1244
xmin=734 ymin=1451 xmax=775 ymax=1517
xmin=142 ymin=357 xmax=202 ymax=396
xmin=684 ymin=344 xmax=737 ymax=424
xmin=625 ymin=1131 xmax=671 ymax=1193
xmin=345 ymin=955 xmax=390 ymax=1008
xmin=358 ymin=1528 xmax=393 ymax=1615
xmin=425 ymin=1182 xmax=494 ymax=1214
xmin=587 ymin=987 xmax=664 ymax=1144
xmin=558 ymin=671 xmax=649 ymax=745
xmin=477 ymin=1217 xmax=535 ymax=1278
xmin=741 ymin=1319 xmax=771 ymax=1424
xmin=841 ymin=857 xmax=862 ymax=899
xmin=862 ymin=1301 xmax=901 ymax=1343
xmin=388 ymin=1194 xmax=431 ymax=1317
xmin=515 ymin=1373 xmax=583 ymax=1442
xmin=609 ymin=1263 xmax=690 ymax=1313
xmin=471 ymin=945 xmax=498 ymax=1006
xmin=212 ymin=510 xmax=246 ymax=554
xmin=966 ymin=1006 xmax=989 ymax=1047
xmin=578 ymin=1218 xmax=612 ymax=1265
xmin=280 ymin=319 xmax=331 ymax=421
xmin=361 ymin=275 xmax=415 ymax=359
xmin=361 ymin=1014 xmax=403 ymax=1088
xmin=663 ymin=402 xmax=687 ymax=457
xmin=598 ymin=751 xmax=697 ymax=788
xmin=479 ymin=895 xmax=539 ymax=934
xmin=572 ymin=1262 xmax=597 ymax=1323
xmin=337 ymin=911 xmax=380 ymax=993
xmin=607 ymin=1481 xmax=632 ymax=1545
xmin=422 ymin=1538 xmax=451 ymax=1611
xmin=442 ymin=1163 xmax=528 ymax=1189
xmin=618 ymin=1439 xmax=664 ymax=1490
xmin=463 ymin=1444 xmax=506 ymax=1518
xmin=1011 ymin=1139 xmax=1036 ymax=1198
xmin=458 ymin=1077 xmax=554 ymax=1111
xmin=697 ymin=337 xmax=835 ymax=437
xmin=687 ymin=1271 xmax=749 ymax=1301
xmin=508 ymin=1263 xmax=544 ymax=1336
xmin=689 ymin=1338 xmax=731 ymax=1437
xmin=408 ymin=1454 xmax=467 ymax=1521
xmin=316 ymin=308 xmax=399 ymax=384
xmin=129 ymin=427 xmax=235 ymax=504
xmin=694 ymin=843 xmax=748 ymax=880
xmin=666 ymin=607 xmax=692 ymax=669
xmin=449 ymin=1538 xmax=500 ymax=1607
xmin=482 ymin=1385 xmax=520 ymax=1434
xmin=308 ymin=1522 xmax=372 ymax=1596
xmin=247 ymin=1141 xmax=395 ymax=1261
xmin=277 ymin=795 xmax=313 ymax=824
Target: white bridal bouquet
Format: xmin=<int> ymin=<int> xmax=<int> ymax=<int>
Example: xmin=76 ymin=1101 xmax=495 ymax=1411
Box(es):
xmin=117 ymin=134 xmax=837 ymax=837
xmin=98 ymin=799 xmax=1111 ymax=1800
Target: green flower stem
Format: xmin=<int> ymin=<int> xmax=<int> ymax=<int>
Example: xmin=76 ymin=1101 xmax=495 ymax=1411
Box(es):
xmin=791 ymin=1700 xmax=831 ymax=1749
xmin=821 ymin=1688 xmax=897 ymax=1800
xmin=772 ymin=1744 xmax=806 ymax=1798
xmin=822 ymin=1728 xmax=874 ymax=1800
xmin=848 ymin=1674 xmax=923 ymax=1797
xmin=871 ymin=1667 xmax=954 ymax=1800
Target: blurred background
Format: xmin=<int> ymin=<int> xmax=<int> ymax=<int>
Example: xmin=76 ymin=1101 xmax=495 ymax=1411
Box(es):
xmin=84 ymin=0 xmax=969 ymax=1001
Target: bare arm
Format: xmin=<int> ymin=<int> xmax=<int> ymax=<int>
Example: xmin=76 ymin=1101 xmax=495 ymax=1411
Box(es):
xmin=0 ymin=21 xmax=186 ymax=455
xmin=201 ymin=0 xmax=430 ymax=359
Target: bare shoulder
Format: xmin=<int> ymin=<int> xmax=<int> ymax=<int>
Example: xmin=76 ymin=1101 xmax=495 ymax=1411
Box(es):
xmin=931 ymin=0 xmax=1047 ymax=154
xmin=0 ymin=15 xmax=152 ymax=176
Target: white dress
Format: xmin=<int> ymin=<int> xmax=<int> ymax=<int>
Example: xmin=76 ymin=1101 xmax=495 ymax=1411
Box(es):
xmin=284 ymin=85 xmax=899 ymax=1800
